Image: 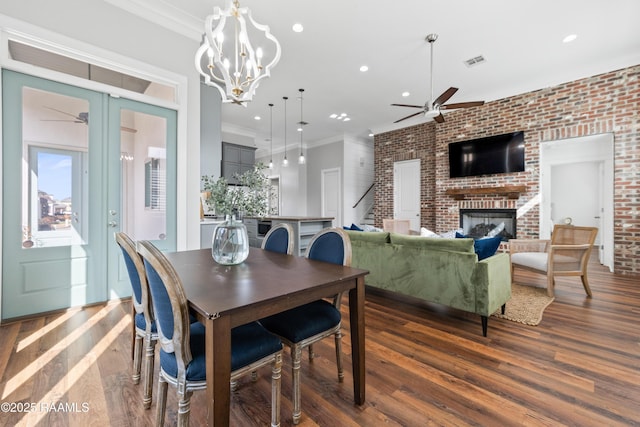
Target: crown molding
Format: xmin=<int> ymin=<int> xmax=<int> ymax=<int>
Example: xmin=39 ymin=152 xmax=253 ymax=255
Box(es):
xmin=104 ymin=0 xmax=203 ymax=41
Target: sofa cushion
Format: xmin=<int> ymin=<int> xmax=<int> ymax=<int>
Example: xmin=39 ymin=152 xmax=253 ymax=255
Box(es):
xmin=389 ymin=233 xmax=475 ymax=253
xmin=344 ymin=230 xmax=390 ymax=244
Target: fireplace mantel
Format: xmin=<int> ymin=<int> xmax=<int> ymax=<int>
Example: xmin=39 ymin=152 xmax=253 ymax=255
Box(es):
xmin=445 ymin=185 xmax=527 ymax=200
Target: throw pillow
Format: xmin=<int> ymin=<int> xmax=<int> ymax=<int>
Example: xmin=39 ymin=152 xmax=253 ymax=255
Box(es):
xmin=455 ymin=232 xmax=502 ymax=260
xmin=420 ymin=227 xmax=439 ymax=237
xmin=440 ymin=228 xmax=463 ymax=239
xmin=350 ymin=223 xmax=363 ymax=231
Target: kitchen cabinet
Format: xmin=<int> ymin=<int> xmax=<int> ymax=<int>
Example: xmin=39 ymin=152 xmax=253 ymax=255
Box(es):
xmin=221 ymin=142 xmax=255 ymax=184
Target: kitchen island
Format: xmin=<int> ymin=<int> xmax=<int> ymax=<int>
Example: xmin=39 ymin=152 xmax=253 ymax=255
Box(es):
xmin=245 ymin=216 xmax=334 ymax=256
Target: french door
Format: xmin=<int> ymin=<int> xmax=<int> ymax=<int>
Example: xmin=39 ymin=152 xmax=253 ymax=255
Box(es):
xmin=2 ymin=70 xmax=176 ymax=320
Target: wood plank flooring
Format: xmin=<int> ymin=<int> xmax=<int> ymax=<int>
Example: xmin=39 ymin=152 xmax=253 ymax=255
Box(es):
xmin=0 ymin=259 xmax=638 ymax=426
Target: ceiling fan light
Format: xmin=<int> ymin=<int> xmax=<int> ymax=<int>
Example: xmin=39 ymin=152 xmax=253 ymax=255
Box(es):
xmin=424 ymin=109 xmax=440 ymax=119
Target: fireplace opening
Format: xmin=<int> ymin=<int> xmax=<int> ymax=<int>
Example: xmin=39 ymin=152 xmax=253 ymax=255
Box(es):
xmin=460 ymin=209 xmax=516 ymax=241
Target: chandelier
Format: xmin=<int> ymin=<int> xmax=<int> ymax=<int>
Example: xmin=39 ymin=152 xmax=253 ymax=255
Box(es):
xmin=195 ymin=0 xmax=281 ymax=105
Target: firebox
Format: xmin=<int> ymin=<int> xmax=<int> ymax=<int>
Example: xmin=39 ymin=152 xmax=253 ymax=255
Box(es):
xmin=459 ymin=209 xmax=517 ymax=241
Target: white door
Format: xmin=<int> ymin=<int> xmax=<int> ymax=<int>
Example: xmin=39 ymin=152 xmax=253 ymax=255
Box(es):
xmin=394 ymin=159 xmax=421 ymax=230
xmin=321 ymin=168 xmax=341 ymax=227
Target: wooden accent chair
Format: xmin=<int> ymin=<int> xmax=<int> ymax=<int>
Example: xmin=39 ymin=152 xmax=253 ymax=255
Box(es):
xmin=261 ymin=223 xmax=294 ymax=255
xmin=259 ymin=228 xmax=352 ymax=424
xmin=510 ymin=224 xmax=598 ymax=297
xmin=136 ymin=240 xmax=284 ymax=427
xmin=383 ymin=218 xmax=411 ymax=235
xmin=114 ymin=232 xmax=157 ymax=409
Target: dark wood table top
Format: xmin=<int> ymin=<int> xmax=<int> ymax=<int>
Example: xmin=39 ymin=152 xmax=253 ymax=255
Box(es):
xmin=165 ymin=247 xmax=368 ymax=325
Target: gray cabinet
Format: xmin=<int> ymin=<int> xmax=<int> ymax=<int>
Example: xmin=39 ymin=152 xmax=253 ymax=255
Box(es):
xmin=222 ymin=142 xmax=255 ymax=184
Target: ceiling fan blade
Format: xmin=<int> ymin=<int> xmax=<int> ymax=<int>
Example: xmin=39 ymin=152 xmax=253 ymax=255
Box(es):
xmin=41 ymin=119 xmax=84 ymax=123
xmin=120 ymin=126 xmax=138 ymax=133
xmin=433 ymin=87 xmax=458 ymax=107
xmin=43 ymin=106 xmax=81 ymax=120
xmin=394 ymin=111 xmax=424 ymax=123
xmin=433 ymin=113 xmax=445 ymax=123
xmin=442 ymin=101 xmax=485 ymax=110
xmin=391 ymin=103 xmax=424 ymax=109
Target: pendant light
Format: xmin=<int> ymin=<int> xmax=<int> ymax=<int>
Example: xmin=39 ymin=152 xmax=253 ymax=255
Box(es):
xmin=298 ymin=88 xmax=306 ymax=165
xmin=268 ymin=103 xmax=274 ymax=169
xmin=282 ymin=96 xmax=289 ymax=167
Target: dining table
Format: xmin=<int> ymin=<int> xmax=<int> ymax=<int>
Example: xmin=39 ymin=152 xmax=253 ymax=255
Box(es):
xmin=164 ymin=246 xmax=368 ymax=426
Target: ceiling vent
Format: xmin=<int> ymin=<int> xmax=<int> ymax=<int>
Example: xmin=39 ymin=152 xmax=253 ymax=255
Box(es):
xmin=464 ymin=55 xmax=486 ymax=67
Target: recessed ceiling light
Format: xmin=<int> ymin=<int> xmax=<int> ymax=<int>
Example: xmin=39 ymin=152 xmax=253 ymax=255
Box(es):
xmin=563 ymin=34 xmax=577 ymax=43
xmin=340 ymin=113 xmax=347 ymax=117
xmin=343 ymin=117 xmax=351 ymax=122
xmin=329 ymin=113 xmax=338 ymax=119
xmin=292 ymin=23 xmax=304 ymax=33
xmin=254 ymin=116 xmax=261 ymax=120
xmin=402 ymin=91 xmax=410 ymax=97
xmin=359 ymin=65 xmax=369 ymax=72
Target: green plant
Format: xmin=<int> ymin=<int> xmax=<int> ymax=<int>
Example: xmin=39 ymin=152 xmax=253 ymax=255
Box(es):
xmin=202 ymin=163 xmax=269 ymax=217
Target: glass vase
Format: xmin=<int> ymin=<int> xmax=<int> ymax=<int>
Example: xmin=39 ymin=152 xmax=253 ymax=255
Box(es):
xmin=211 ymin=215 xmax=249 ymax=265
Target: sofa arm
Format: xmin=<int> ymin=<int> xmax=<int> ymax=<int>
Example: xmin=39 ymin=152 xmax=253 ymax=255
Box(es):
xmin=472 ymin=252 xmax=512 ymax=316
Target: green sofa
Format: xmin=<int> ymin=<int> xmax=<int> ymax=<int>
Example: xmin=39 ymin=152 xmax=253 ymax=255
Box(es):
xmin=344 ymin=230 xmax=512 ymax=336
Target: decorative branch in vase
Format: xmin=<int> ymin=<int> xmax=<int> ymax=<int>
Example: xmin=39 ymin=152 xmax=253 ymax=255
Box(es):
xmin=201 ymin=162 xmax=269 ymax=218
xmin=201 ymin=163 xmax=269 ymax=264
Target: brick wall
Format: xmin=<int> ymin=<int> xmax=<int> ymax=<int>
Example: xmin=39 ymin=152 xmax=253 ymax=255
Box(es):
xmin=374 ymin=65 xmax=639 ymax=275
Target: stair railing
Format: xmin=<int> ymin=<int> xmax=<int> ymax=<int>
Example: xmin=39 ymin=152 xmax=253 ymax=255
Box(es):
xmin=353 ymin=182 xmax=375 ymax=209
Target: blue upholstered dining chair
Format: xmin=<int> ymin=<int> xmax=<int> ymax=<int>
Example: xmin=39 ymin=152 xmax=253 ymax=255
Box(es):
xmin=136 ymin=240 xmax=284 ymax=427
xmin=259 ymin=227 xmax=352 ymax=424
xmin=114 ymin=232 xmax=157 ymax=409
xmin=261 ymin=223 xmax=294 ymax=255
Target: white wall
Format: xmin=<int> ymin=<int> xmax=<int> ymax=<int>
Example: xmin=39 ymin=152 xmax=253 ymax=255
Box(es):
xmin=257 ymin=145 xmax=307 ymax=216
xmin=0 ymin=1 xmax=209 ymax=250
xmin=343 ymin=135 xmax=374 ymax=226
xmin=257 ymin=135 xmax=374 ymax=225
xmin=306 ymin=140 xmax=343 ymax=220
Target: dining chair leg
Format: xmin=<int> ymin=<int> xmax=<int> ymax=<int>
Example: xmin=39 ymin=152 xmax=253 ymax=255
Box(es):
xmin=130 ymin=308 xmax=136 ymax=361
xmin=142 ymin=334 xmax=155 ymax=409
xmin=132 ymin=333 xmax=143 ymax=384
xmin=155 ymin=375 xmax=168 ymax=427
xmin=308 ymin=345 xmax=315 ymax=360
xmin=291 ymin=345 xmax=302 ymax=425
xmin=271 ymin=353 xmax=283 ymax=427
xmin=334 ymin=330 xmax=344 ymax=382
xmin=176 ymin=390 xmax=192 ymax=427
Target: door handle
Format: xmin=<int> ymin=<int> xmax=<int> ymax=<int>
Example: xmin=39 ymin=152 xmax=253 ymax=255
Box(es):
xmin=108 ymin=221 xmax=118 ymax=228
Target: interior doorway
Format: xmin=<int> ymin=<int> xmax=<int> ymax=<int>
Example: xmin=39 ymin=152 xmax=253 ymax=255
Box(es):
xmin=393 ymin=159 xmax=421 ymax=231
xmin=540 ymin=133 xmax=614 ymax=271
xmin=321 ymin=168 xmax=341 ymax=227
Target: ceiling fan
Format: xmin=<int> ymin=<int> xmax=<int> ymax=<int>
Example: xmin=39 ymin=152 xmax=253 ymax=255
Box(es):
xmin=42 ymin=106 xmax=137 ymax=133
xmin=392 ymin=33 xmax=484 ymax=124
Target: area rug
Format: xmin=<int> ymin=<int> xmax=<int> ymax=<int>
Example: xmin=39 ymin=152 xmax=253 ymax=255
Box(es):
xmin=492 ymin=284 xmax=555 ymax=326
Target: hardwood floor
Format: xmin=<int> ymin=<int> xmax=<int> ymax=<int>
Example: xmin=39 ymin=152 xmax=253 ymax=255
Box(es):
xmin=1 ymin=259 xmax=638 ymax=426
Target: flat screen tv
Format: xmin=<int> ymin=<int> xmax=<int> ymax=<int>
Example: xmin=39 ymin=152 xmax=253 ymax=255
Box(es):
xmin=448 ymin=131 xmax=525 ymax=178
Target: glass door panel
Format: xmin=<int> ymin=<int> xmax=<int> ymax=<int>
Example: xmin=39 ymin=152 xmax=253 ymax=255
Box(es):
xmin=107 ymin=98 xmax=176 ymax=299
xmin=2 ymin=70 xmax=105 ymax=320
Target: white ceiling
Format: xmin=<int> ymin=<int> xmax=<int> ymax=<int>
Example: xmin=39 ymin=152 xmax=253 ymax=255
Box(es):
xmin=112 ymin=0 xmax=640 ymax=153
